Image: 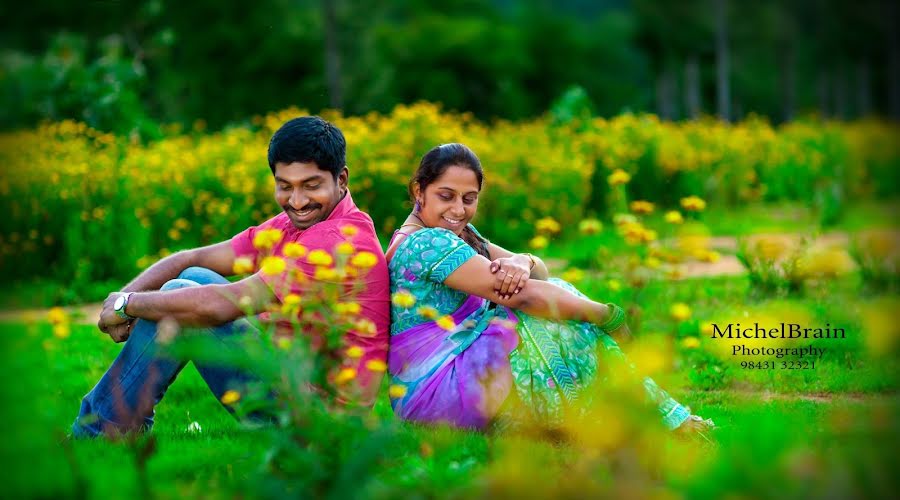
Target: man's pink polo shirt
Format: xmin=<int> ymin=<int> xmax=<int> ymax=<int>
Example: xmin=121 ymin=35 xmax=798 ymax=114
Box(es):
xmin=230 ymin=191 xmax=389 ymax=406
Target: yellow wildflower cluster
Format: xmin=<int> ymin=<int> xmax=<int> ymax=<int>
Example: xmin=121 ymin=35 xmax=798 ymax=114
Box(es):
xmin=2 ymin=103 xmax=897 ymax=282
xmin=47 ymin=307 xmax=71 ymax=339
xmin=391 ymin=291 xmax=417 ymax=308
xmin=679 ymin=196 xmax=707 ymax=212
xmin=577 ymin=218 xmax=602 ymax=235
xmin=253 ymin=229 xmax=284 ymax=250
xmin=629 ymin=200 xmax=654 ymax=214
xmin=535 ymin=217 xmax=561 ymax=234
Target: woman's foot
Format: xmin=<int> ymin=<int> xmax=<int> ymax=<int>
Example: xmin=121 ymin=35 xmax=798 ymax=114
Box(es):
xmin=674 ymin=414 xmax=716 ymax=442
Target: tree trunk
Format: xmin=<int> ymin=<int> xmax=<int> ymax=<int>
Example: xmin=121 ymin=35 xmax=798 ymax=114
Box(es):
xmin=684 ymin=54 xmax=701 ymax=119
xmin=779 ymin=42 xmax=795 ymax=123
xmin=715 ymin=0 xmax=730 ymax=121
xmin=322 ymin=0 xmax=343 ymax=110
xmin=655 ymin=64 xmax=677 ymax=120
xmin=888 ymin=0 xmax=900 ymax=119
xmin=856 ymin=62 xmax=872 ymax=117
xmin=833 ymin=65 xmax=848 ymax=119
xmin=817 ymin=69 xmax=830 ymax=117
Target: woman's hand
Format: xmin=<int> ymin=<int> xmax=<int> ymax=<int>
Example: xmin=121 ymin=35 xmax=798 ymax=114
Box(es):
xmin=606 ymin=322 xmax=633 ymax=345
xmin=489 ymin=255 xmax=532 ymax=299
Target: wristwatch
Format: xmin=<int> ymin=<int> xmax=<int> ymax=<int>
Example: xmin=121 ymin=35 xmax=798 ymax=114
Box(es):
xmin=113 ymin=292 xmax=135 ymax=320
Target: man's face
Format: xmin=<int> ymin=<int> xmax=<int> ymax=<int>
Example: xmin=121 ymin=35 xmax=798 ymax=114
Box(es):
xmin=273 ymin=161 xmax=348 ymax=230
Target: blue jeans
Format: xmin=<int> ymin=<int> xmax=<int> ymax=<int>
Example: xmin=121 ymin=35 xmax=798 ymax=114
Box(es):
xmin=71 ymin=267 xmax=262 ymax=438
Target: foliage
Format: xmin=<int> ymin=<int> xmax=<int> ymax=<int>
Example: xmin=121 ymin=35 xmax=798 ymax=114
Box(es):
xmin=2 ymin=1 xmax=896 ymax=129
xmin=3 ymin=104 xmax=898 ymax=300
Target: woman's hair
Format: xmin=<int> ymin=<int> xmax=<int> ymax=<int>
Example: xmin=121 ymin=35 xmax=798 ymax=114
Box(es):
xmin=410 ymin=143 xmax=489 ymax=258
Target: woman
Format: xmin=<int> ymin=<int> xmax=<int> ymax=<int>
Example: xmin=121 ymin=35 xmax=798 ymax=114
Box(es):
xmin=385 ymin=143 xmax=712 ymax=432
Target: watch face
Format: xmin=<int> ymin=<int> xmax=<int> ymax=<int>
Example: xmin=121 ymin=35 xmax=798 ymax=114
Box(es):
xmin=114 ymin=295 xmax=126 ymax=311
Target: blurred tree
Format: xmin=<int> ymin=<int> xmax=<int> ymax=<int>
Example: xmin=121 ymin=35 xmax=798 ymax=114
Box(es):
xmin=714 ymin=0 xmax=730 ymax=121
xmin=0 ymin=0 xmax=896 ymax=130
xmin=322 ymin=0 xmax=343 ymax=109
xmin=633 ymin=0 xmax=711 ymax=120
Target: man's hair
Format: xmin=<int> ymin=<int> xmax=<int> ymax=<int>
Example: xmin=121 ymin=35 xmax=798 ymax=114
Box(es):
xmin=267 ymin=116 xmax=346 ymax=179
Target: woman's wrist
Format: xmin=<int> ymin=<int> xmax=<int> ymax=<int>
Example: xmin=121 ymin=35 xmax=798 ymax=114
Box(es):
xmin=519 ymin=253 xmax=536 ymax=270
xmin=599 ymin=303 xmax=626 ymax=332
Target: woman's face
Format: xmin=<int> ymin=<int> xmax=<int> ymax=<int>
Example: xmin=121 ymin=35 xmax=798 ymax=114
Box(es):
xmin=415 ymin=165 xmax=480 ymax=235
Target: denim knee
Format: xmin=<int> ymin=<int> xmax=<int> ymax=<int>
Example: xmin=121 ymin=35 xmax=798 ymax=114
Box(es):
xmin=161 ymin=278 xmax=200 ymax=291
xmin=177 ymin=266 xmax=229 ymax=285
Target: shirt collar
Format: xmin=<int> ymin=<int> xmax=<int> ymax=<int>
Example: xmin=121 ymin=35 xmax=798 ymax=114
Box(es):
xmin=323 ymin=189 xmax=357 ymax=222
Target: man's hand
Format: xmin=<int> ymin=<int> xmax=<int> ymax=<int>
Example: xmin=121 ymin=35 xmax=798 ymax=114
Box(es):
xmin=98 ymin=292 xmax=131 ymax=341
xmin=489 ymin=255 xmax=532 ymax=300
xmin=106 ymin=321 xmax=136 ymax=343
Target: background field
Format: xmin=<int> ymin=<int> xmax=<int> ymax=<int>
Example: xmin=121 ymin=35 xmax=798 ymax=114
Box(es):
xmin=3 ymin=1 xmax=900 ymax=498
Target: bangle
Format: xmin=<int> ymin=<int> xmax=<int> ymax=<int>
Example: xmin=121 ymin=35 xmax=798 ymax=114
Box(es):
xmin=600 ymin=303 xmax=626 ymax=332
xmin=523 ymin=253 xmax=536 ymax=270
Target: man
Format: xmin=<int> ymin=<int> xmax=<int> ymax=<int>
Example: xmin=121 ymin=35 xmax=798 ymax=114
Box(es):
xmin=72 ymin=116 xmax=390 ymax=437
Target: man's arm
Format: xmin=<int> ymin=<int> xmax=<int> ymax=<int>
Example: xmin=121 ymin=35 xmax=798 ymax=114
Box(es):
xmin=100 ymin=274 xmax=275 ymax=329
xmin=120 ymin=241 xmax=239 ymax=293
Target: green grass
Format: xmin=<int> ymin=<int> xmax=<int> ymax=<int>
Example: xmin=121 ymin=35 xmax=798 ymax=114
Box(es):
xmin=2 ymin=267 xmax=897 ymax=498
xmin=2 ymin=199 xmax=898 ymax=498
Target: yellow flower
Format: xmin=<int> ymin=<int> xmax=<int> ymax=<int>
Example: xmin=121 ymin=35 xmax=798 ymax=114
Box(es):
xmin=561 ymin=268 xmax=585 ymax=283
xmin=670 ymin=303 xmax=692 ymax=321
xmin=307 ymin=249 xmax=334 ymax=267
xmin=346 ymin=345 xmax=364 ymax=358
xmin=276 ymin=337 xmax=293 ymax=350
xmin=699 ymin=250 xmax=721 ymax=263
xmin=350 ymin=251 xmax=378 ymax=268
xmin=436 ymin=315 xmax=456 ymax=331
xmin=578 ymin=218 xmax=602 ymax=235
xmin=281 ymin=293 xmax=302 ymax=314
xmin=232 ymin=257 xmax=255 ymax=275
xmin=535 ymin=217 xmax=561 ymax=234
xmin=701 ymin=322 xmax=715 ymax=336
xmin=336 ymin=241 xmax=355 ymax=255
xmin=629 ymin=200 xmax=655 ymax=214
xmin=354 ymin=318 xmax=377 ymax=336
xmin=607 ymin=279 xmax=622 ymax=292
xmin=340 ymin=225 xmax=359 ymax=237
xmin=389 ymin=384 xmax=408 ymax=399
xmin=391 ymin=291 xmax=416 ymax=308
xmin=608 ymin=169 xmax=631 ymax=186
xmin=681 ymin=336 xmax=701 ymax=349
xmin=260 ymin=256 xmax=286 ymax=276
xmin=680 ymin=196 xmax=707 ymax=212
xmin=613 ymin=213 xmax=637 ymax=227
xmin=314 ymin=266 xmax=340 ymax=281
xmin=47 ymin=307 xmax=68 ymax=325
xmin=334 ymin=367 xmax=357 ymax=384
xmin=220 ymin=390 xmax=241 ymax=405
xmin=252 ymin=228 xmax=283 ymax=250
xmin=529 ymin=235 xmax=549 ymax=250
xmin=283 ymin=242 xmax=307 ymax=258
xmin=52 ymin=323 xmax=71 ymax=339
xmin=417 ymin=305 xmax=439 ymax=319
xmin=365 ymin=359 xmax=388 ymax=372
xmin=664 ymin=210 xmax=684 ymax=224
xmin=645 ymin=256 xmax=661 ymax=269
xmin=335 ymin=301 xmax=362 ymax=315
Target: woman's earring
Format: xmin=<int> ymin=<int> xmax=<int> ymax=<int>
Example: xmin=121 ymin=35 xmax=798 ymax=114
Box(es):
xmin=414 ymin=200 xmax=421 ymax=212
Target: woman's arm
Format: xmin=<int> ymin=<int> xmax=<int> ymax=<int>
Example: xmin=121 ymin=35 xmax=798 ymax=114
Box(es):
xmin=486 ymin=242 xmax=550 ymax=280
xmin=443 ymin=253 xmax=609 ymax=325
